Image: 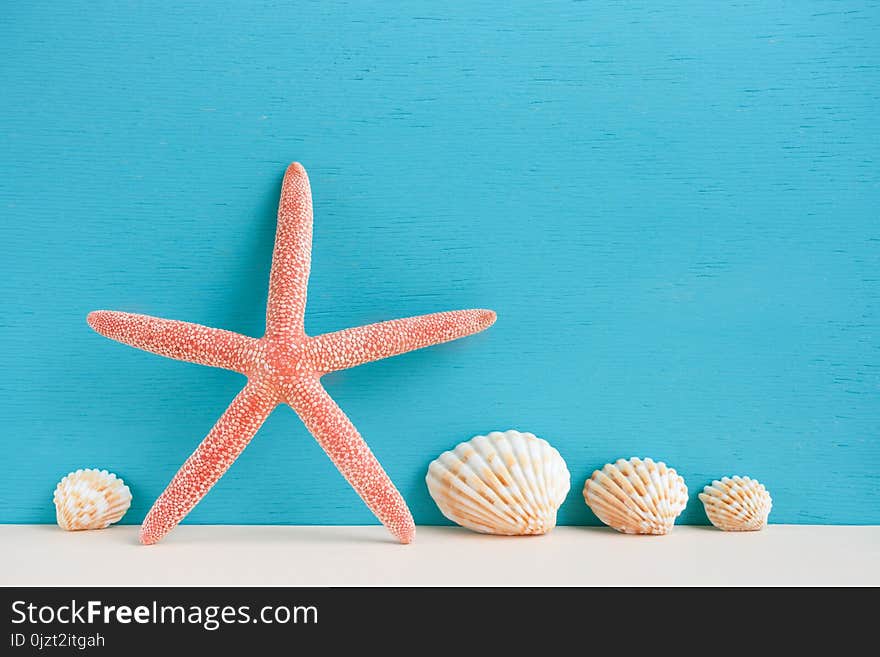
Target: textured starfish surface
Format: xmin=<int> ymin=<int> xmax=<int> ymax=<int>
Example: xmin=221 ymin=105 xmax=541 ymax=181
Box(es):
xmin=88 ymin=163 xmax=495 ymax=545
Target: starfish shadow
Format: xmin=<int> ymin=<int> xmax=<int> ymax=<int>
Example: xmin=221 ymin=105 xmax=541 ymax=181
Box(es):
xmin=153 ymin=525 xmax=397 ymax=547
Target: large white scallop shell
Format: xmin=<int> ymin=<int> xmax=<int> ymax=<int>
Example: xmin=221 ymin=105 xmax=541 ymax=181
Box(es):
xmin=53 ymin=469 xmax=132 ymax=531
xmin=699 ymin=476 xmax=772 ymax=531
xmin=583 ymin=457 xmax=688 ymax=535
xmin=426 ymin=430 xmax=571 ymax=535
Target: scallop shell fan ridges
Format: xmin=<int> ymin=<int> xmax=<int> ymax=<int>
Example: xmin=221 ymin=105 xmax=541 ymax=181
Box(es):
xmin=583 ymin=457 xmax=688 ymax=535
xmin=426 ymin=430 xmax=570 ymax=535
xmin=53 ymin=468 xmax=132 ymax=531
xmin=699 ymin=476 xmax=772 ymax=531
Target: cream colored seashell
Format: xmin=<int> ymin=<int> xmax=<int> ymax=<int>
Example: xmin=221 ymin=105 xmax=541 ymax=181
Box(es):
xmin=583 ymin=457 xmax=688 ymax=535
xmin=426 ymin=430 xmax=571 ymax=535
xmin=53 ymin=469 xmax=132 ymax=531
xmin=699 ymin=476 xmax=772 ymax=531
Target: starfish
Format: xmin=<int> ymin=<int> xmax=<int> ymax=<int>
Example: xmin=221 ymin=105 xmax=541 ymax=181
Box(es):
xmin=87 ymin=163 xmax=495 ymax=545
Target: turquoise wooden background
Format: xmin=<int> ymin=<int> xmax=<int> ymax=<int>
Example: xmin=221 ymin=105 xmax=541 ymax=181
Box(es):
xmin=2 ymin=2 xmax=877 ymax=526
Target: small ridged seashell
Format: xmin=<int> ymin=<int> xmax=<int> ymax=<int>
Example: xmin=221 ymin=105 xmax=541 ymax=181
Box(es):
xmin=53 ymin=469 xmax=132 ymax=531
xmin=426 ymin=430 xmax=570 ymax=535
xmin=583 ymin=457 xmax=688 ymax=535
xmin=699 ymin=476 xmax=772 ymax=531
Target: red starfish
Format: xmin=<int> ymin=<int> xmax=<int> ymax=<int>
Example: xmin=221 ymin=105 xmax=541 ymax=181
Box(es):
xmin=88 ymin=163 xmax=495 ymax=545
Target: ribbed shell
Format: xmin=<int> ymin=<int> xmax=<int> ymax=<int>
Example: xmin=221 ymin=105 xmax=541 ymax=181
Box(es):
xmin=699 ymin=476 xmax=772 ymax=531
xmin=53 ymin=469 xmax=132 ymax=531
xmin=583 ymin=457 xmax=688 ymax=535
xmin=426 ymin=430 xmax=570 ymax=535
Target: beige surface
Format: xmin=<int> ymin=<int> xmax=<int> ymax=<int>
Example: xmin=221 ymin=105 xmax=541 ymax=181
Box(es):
xmin=1 ymin=524 xmax=877 ymax=586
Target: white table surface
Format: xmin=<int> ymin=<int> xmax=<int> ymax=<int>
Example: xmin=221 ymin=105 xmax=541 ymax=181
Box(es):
xmin=1 ymin=524 xmax=877 ymax=586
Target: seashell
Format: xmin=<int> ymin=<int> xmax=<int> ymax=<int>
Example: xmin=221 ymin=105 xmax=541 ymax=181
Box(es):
xmin=426 ymin=430 xmax=570 ymax=535
xmin=53 ymin=469 xmax=132 ymax=531
xmin=699 ymin=476 xmax=772 ymax=531
xmin=583 ymin=457 xmax=688 ymax=535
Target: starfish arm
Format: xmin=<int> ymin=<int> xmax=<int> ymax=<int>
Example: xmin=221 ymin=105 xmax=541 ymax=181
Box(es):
xmin=265 ymin=162 xmax=313 ymax=341
xmin=310 ymin=309 xmax=496 ymax=373
xmin=287 ymin=378 xmax=415 ymax=544
xmin=139 ymin=382 xmax=278 ymax=544
xmin=87 ymin=310 xmax=256 ymax=374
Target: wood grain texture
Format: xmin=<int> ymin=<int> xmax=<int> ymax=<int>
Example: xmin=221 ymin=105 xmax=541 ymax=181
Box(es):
xmin=1 ymin=2 xmax=877 ymax=526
